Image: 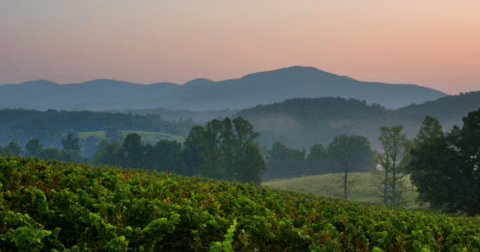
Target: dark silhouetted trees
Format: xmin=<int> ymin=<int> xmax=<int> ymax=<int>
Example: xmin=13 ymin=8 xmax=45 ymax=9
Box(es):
xmin=407 ymin=110 xmax=480 ymax=218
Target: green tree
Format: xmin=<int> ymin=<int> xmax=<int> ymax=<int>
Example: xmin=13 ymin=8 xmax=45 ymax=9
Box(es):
xmin=196 ymin=119 xmax=225 ymax=180
xmin=408 ymin=116 xmax=445 ymax=207
xmin=326 ymin=135 xmax=374 ymax=200
xmin=375 ymin=125 xmax=410 ymax=207
xmin=96 ymin=139 xmax=110 ymax=152
xmin=414 ymin=116 xmax=444 ymax=146
xmin=62 ymin=133 xmax=81 ymax=154
xmin=305 ymin=143 xmax=328 ymax=176
xmin=181 ymin=125 xmax=209 ymax=177
xmin=236 ymin=142 xmax=267 ymax=185
xmin=219 ymin=117 xmax=239 ymax=181
xmin=26 ymin=138 xmax=44 ymax=158
xmin=370 ymin=148 xmax=414 ymax=209
xmin=142 ymin=139 xmax=186 ymax=175
xmin=184 ymin=117 xmax=265 ymax=183
xmin=265 ymin=142 xmax=306 ymax=179
xmin=229 ymin=116 xmax=263 ymax=182
xmin=92 ymin=141 xmax=123 ymax=168
xmin=407 ymin=109 xmax=480 ymax=217
xmin=116 ymin=133 xmax=146 ymax=169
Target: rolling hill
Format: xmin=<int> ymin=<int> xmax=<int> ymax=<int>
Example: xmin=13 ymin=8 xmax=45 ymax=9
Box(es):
xmin=0 ymin=66 xmax=448 ymax=112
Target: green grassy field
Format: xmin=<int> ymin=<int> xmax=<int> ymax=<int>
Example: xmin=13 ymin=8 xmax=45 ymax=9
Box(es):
xmin=260 ymin=171 xmax=437 ymax=214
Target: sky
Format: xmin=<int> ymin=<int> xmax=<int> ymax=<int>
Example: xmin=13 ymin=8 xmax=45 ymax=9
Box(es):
xmin=1 ymin=0 xmax=479 ymax=95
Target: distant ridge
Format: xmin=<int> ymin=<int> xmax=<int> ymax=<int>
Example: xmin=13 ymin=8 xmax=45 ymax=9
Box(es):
xmin=0 ymin=79 xmax=58 ymax=88
xmin=0 ymin=66 xmax=448 ymax=112
xmin=162 ymin=66 xmax=448 ymax=111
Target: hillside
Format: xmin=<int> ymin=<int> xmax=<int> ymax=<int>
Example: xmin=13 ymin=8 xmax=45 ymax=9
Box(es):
xmin=149 ymin=66 xmax=448 ymax=112
xmin=228 ymin=97 xmax=427 ymax=153
xmin=0 ymin=66 xmax=448 ymax=112
xmin=1 ymin=155 xmax=478 ymax=251
xmin=261 ymin=171 xmax=433 ymax=213
xmin=2 ymin=91 xmax=479 ymax=161
xmin=395 ymin=90 xmax=480 ymax=122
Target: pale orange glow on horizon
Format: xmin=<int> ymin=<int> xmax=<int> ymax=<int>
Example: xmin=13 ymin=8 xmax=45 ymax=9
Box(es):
xmin=1 ymin=0 xmax=479 ymax=95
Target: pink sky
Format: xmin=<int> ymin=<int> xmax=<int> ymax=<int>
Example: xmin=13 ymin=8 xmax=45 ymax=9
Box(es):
xmin=1 ymin=1 xmax=479 ymax=95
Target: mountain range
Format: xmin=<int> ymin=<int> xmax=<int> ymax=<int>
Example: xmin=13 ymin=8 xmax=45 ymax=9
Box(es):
xmin=0 ymin=66 xmax=448 ymax=112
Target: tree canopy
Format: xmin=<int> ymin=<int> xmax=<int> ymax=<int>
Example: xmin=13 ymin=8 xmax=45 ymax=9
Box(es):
xmin=326 ymin=135 xmax=375 ymax=200
xmin=407 ymin=109 xmax=480 ymax=218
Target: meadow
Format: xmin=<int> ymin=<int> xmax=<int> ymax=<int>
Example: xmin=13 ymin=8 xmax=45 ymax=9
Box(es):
xmin=261 ymin=171 xmax=436 ymax=214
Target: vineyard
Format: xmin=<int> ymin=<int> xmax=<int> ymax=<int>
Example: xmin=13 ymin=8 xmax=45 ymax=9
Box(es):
xmin=0 ymin=154 xmax=479 ymax=251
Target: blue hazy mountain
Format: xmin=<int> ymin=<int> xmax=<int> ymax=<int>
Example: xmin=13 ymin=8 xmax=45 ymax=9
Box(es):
xmin=0 ymin=66 xmax=448 ymax=112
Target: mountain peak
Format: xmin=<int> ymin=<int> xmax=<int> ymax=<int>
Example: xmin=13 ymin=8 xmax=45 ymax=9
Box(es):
xmin=80 ymin=79 xmax=135 ymax=85
xmin=240 ymin=65 xmax=336 ymax=80
xmin=182 ymin=78 xmax=215 ymax=88
xmin=19 ymin=79 xmax=59 ymax=86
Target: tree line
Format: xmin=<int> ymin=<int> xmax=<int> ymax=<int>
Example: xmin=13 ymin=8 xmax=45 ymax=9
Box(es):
xmin=1 ymin=109 xmax=479 ymax=217
xmin=368 ymin=109 xmax=480 ymax=218
xmin=0 ymin=108 xmax=200 ymax=154
xmin=0 ymin=117 xmax=377 ymax=184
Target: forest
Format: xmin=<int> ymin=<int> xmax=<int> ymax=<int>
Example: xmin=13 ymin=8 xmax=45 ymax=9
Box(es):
xmin=2 ymin=90 xmax=479 ymax=160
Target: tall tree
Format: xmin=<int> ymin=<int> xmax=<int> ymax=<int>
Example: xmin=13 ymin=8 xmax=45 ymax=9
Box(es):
xmin=142 ymin=140 xmax=186 ymax=175
xmin=230 ymin=116 xmax=262 ymax=181
xmin=181 ymin=125 xmax=209 ymax=177
xmin=96 ymin=139 xmax=110 ymax=153
xmin=265 ymin=142 xmax=306 ymax=180
xmin=407 ymin=109 xmax=480 ymax=217
xmin=219 ymin=117 xmax=239 ymax=181
xmin=196 ymin=119 xmax=225 ymax=180
xmin=406 ymin=136 xmax=455 ymax=213
xmin=185 ymin=117 xmax=265 ymax=183
xmin=414 ymin=116 xmax=445 ymax=145
xmin=370 ymin=148 xmax=414 ymax=209
xmin=236 ymin=142 xmax=268 ymax=185
xmin=408 ymin=116 xmax=445 ymax=207
xmin=26 ymin=138 xmax=44 ymax=158
xmin=116 ymin=133 xmax=146 ymax=169
xmin=375 ymin=125 xmax=410 ymax=207
xmin=62 ymin=133 xmax=81 ymax=154
xmin=326 ymin=135 xmax=374 ymax=200
xmin=305 ymin=143 xmax=328 ymax=176
xmin=92 ymin=141 xmax=123 ymax=168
